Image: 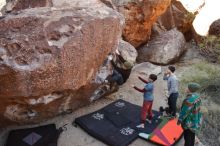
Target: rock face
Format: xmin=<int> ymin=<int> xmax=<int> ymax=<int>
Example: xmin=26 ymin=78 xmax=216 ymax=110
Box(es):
xmin=0 ymin=6 xmax=123 ymax=127
xmin=137 ymin=29 xmax=186 ymax=65
xmin=112 ymin=0 xmax=171 ymax=48
xmin=156 ymin=0 xmax=194 ymax=39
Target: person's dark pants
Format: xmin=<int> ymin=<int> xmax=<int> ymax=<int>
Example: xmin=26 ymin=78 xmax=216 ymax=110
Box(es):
xmin=184 ymin=129 xmax=195 ymax=146
xmin=168 ymin=93 xmax=178 ymax=116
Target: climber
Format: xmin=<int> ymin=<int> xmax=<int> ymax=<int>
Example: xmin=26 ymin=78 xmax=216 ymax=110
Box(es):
xmin=102 ymin=55 xmax=123 ymax=92
xmin=132 ymin=74 xmax=158 ymax=128
xmin=110 ymin=50 xmax=133 ymax=83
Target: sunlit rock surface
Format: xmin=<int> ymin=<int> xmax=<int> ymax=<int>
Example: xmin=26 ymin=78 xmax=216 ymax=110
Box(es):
xmin=0 ymin=5 xmax=123 ymax=127
xmin=112 ymin=0 xmax=171 ymax=48
xmin=156 ymin=0 xmax=194 ymax=40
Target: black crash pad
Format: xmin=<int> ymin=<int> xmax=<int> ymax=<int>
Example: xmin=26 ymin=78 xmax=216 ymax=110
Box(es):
xmin=74 ymin=99 xmax=162 ymax=146
xmin=6 ymin=124 xmax=61 ymax=146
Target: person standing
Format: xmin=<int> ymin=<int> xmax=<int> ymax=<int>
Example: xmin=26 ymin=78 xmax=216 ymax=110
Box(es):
xmin=163 ymin=66 xmax=179 ymax=117
xmin=178 ymin=83 xmax=202 ymax=146
xmin=132 ymin=74 xmax=158 ymax=128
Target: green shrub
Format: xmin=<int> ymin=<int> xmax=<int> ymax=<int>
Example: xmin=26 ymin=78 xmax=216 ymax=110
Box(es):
xmin=179 ymin=61 xmax=220 ymax=92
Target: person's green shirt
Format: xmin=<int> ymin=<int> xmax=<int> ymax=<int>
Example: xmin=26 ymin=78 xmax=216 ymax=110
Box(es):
xmin=178 ymin=93 xmax=202 ymax=134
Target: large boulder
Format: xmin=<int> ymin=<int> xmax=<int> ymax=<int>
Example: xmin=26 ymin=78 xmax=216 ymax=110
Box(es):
xmin=0 ymin=6 xmax=123 ymax=127
xmin=137 ymin=28 xmax=186 ymax=65
xmin=112 ymin=0 xmax=171 ymax=48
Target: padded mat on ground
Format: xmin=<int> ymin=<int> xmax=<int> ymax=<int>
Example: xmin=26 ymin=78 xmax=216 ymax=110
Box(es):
xmin=6 ymin=124 xmax=60 ymax=146
xmin=139 ymin=117 xmax=183 ymax=146
xmin=74 ymin=99 xmax=162 ymax=146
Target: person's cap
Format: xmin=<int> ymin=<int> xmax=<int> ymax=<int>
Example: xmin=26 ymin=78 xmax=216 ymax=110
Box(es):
xmin=188 ymin=83 xmax=201 ymax=92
